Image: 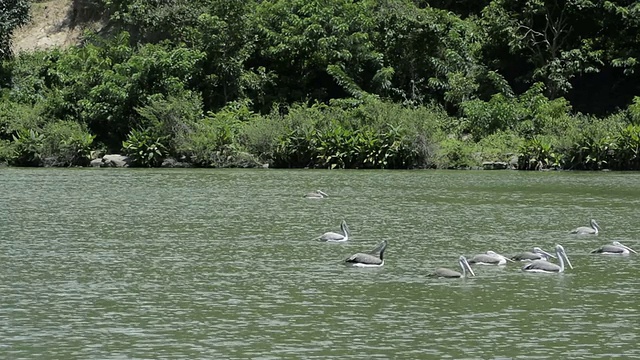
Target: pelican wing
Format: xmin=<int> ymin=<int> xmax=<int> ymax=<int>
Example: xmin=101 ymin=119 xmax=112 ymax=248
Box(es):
xmin=571 ymin=226 xmax=596 ymax=234
xmin=345 ymin=253 xmax=382 ymax=265
xmin=591 ymin=244 xmax=625 ymax=254
xmin=469 ymin=254 xmax=502 ymax=265
xmin=511 ymin=252 xmax=541 ymax=261
xmin=319 ymin=231 xmax=346 ymax=242
xmin=522 ymin=260 xmax=560 ymax=272
xmin=429 ymin=267 xmax=462 ymax=278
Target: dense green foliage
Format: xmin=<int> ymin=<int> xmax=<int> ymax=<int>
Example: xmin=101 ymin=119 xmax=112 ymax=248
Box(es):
xmin=0 ymin=0 xmax=639 ymax=169
xmin=0 ymin=0 xmax=31 ymax=59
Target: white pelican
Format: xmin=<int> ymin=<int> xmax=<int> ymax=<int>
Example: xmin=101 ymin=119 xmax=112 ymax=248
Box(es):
xmin=570 ymin=219 xmax=600 ymax=235
xmin=345 ymin=240 xmax=387 ymax=267
xmin=522 ymin=244 xmax=572 ymax=273
xmin=468 ymin=250 xmax=514 ymax=265
xmin=511 ymin=247 xmax=556 ymax=261
xmin=316 ymin=220 xmax=350 ymax=242
xmin=590 ymin=241 xmax=637 ymax=255
xmin=304 ymin=190 xmax=328 ymax=199
xmin=428 ymin=256 xmax=475 ymax=278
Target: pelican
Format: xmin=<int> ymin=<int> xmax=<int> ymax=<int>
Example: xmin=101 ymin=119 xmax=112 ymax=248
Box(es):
xmin=570 ymin=219 xmax=601 ymax=235
xmin=316 ymin=220 xmax=350 ymax=242
xmin=511 ymin=247 xmax=556 ymax=262
xmin=304 ymin=190 xmax=328 ymax=199
xmin=590 ymin=241 xmax=637 ymax=255
xmin=428 ymin=256 xmax=475 ymax=278
xmin=522 ymin=244 xmax=572 ymax=273
xmin=468 ymin=251 xmax=514 ymax=265
xmin=345 ymin=240 xmax=387 ymax=267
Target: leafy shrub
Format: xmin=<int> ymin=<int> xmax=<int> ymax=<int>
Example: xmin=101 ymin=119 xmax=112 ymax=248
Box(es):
xmin=612 ymin=124 xmax=640 ymax=170
xmin=0 ymin=101 xmax=46 ymax=140
xmin=477 ymin=131 xmax=522 ymax=163
xmin=41 ymin=121 xmax=95 ymax=166
xmin=135 ymin=90 xmax=204 ymax=155
xmin=433 ymin=137 xmax=477 ymax=169
xmin=177 ymin=101 xmax=259 ymax=167
xmin=518 ymin=136 xmax=563 ymax=170
xmin=9 ymin=128 xmax=44 ymax=166
xmin=628 ymin=97 xmax=640 ymax=125
xmin=0 ymin=139 xmax=11 ymax=163
xmin=122 ymin=128 xmax=168 ymax=167
xmin=240 ymin=112 xmax=288 ymax=165
xmin=460 ymin=83 xmax=572 ymax=139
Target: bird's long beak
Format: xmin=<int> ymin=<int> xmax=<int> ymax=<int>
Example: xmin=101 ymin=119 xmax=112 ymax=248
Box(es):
xmin=541 ymin=249 xmax=556 ymax=259
xmin=462 ymin=259 xmax=476 ymax=277
xmin=622 ymin=244 xmax=638 ymax=254
xmin=563 ymin=251 xmax=574 ymax=269
xmin=495 ymin=252 xmax=514 ymax=262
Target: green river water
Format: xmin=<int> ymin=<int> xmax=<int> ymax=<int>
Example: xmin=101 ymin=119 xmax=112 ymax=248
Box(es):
xmin=1 ymin=168 xmax=639 ymax=359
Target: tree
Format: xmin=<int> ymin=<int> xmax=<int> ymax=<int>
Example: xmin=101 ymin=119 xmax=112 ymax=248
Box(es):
xmin=0 ymin=0 xmax=31 ymax=59
xmin=375 ymin=0 xmax=511 ymax=109
xmin=253 ymin=0 xmax=383 ymax=106
xmin=481 ymin=0 xmax=640 ymax=109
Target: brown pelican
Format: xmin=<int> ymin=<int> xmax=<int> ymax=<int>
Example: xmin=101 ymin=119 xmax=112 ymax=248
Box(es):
xmin=468 ymin=251 xmax=514 ymax=265
xmin=522 ymin=244 xmax=572 ymax=273
xmin=511 ymin=247 xmax=556 ymax=262
xmin=570 ymin=219 xmax=601 ymax=235
xmin=304 ymin=190 xmax=328 ymax=199
xmin=316 ymin=220 xmax=350 ymax=242
xmin=345 ymin=240 xmax=387 ymax=267
xmin=590 ymin=241 xmax=637 ymax=255
xmin=428 ymin=256 xmax=475 ymax=278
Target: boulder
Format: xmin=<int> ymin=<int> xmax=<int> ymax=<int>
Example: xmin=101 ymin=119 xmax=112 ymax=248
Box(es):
xmin=90 ymin=154 xmax=131 ymax=167
xmin=482 ymin=161 xmax=508 ymax=170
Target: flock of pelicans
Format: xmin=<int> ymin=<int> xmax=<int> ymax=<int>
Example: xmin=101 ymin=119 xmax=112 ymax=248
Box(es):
xmin=304 ymin=190 xmax=637 ymax=278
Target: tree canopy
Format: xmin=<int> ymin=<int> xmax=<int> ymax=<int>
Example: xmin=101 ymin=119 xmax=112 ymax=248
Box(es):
xmin=1 ymin=0 xmax=639 ymax=170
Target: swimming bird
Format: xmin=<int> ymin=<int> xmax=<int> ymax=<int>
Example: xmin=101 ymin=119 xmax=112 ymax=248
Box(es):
xmin=316 ymin=220 xmax=350 ymax=242
xmin=468 ymin=251 xmax=514 ymax=265
xmin=570 ymin=219 xmax=601 ymax=235
xmin=511 ymin=247 xmax=556 ymax=262
xmin=304 ymin=190 xmax=328 ymax=199
xmin=522 ymin=244 xmax=572 ymax=273
xmin=590 ymin=241 xmax=637 ymax=255
xmin=345 ymin=240 xmax=387 ymax=267
xmin=428 ymin=256 xmax=476 ymax=278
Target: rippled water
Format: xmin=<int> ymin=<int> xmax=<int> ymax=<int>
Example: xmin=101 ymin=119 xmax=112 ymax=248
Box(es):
xmin=1 ymin=168 xmax=639 ymax=359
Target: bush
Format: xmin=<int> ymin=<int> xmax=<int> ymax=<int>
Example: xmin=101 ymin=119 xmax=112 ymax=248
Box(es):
xmin=0 ymin=101 xmax=46 ymax=140
xmin=135 ymin=91 xmax=204 ymax=155
xmin=477 ymin=131 xmax=522 ymax=163
xmin=0 ymin=139 xmax=11 ymax=163
xmin=177 ymin=101 xmax=262 ymax=167
xmin=9 ymin=128 xmax=44 ymax=166
xmin=122 ymin=128 xmax=168 ymax=167
xmin=433 ymin=137 xmax=477 ymax=169
xmin=41 ymin=121 xmax=95 ymax=166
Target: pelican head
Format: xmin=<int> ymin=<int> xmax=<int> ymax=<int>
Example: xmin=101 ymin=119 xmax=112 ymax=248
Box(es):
xmin=522 ymin=244 xmax=572 ymax=273
xmin=590 ymin=219 xmax=601 ymax=232
xmin=459 ymin=256 xmax=476 ymax=277
xmin=555 ymin=244 xmax=573 ymax=270
xmin=340 ymin=220 xmax=351 ymax=238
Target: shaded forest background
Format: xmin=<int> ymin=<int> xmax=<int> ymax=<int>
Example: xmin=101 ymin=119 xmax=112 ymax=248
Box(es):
xmin=1 ymin=0 xmax=639 ymax=170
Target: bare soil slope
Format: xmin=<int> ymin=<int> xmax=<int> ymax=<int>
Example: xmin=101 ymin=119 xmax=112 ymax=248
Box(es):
xmin=11 ymin=0 xmax=105 ymax=54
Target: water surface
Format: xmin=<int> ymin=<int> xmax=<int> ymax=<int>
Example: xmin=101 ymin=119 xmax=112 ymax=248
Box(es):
xmin=1 ymin=168 xmax=639 ymax=359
